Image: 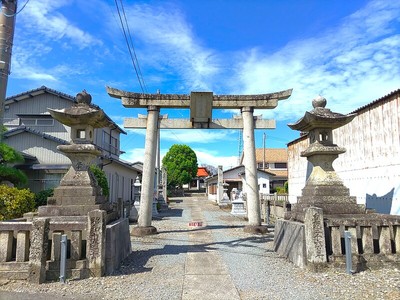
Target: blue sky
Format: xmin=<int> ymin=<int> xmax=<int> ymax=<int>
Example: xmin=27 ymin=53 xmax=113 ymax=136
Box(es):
xmin=6 ymin=0 xmax=400 ymax=170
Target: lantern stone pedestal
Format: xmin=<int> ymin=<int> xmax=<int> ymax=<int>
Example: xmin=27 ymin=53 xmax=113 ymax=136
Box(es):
xmin=38 ymin=143 xmax=113 ymax=218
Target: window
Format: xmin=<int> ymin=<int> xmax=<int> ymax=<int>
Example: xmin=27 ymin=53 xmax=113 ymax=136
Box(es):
xmin=102 ymin=131 xmax=119 ymax=155
xmin=21 ymin=118 xmax=36 ymax=125
xmin=274 ymin=163 xmax=287 ymax=169
xmin=257 ymin=162 xmax=269 ymax=169
xmin=21 ymin=117 xmax=54 ymax=126
xmin=37 ymin=119 xmax=54 ymax=126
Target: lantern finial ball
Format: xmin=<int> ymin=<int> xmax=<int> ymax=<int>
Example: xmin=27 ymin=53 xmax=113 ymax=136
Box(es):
xmin=76 ymin=90 xmax=92 ymax=105
xmin=312 ymin=95 xmax=327 ymax=108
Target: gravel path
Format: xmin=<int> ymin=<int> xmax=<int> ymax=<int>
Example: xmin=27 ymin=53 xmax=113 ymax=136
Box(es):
xmin=0 ymin=196 xmax=399 ymax=300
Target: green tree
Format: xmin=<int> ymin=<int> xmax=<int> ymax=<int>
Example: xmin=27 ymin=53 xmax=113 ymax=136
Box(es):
xmin=162 ymin=144 xmax=198 ymax=188
xmin=0 ymin=127 xmax=27 ymax=186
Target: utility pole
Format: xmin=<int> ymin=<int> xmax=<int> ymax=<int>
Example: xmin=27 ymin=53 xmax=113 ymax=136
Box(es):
xmin=0 ymin=0 xmax=17 ymax=133
xmin=263 ymin=132 xmax=266 ymax=170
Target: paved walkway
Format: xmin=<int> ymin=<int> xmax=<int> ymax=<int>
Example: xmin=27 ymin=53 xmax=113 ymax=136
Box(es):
xmin=1 ymin=196 xmax=399 ymax=300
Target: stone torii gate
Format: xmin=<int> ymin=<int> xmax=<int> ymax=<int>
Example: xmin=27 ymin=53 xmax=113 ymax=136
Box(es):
xmin=107 ymin=87 xmax=292 ymax=236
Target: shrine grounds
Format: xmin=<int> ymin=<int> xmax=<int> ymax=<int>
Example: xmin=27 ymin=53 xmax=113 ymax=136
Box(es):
xmin=0 ymin=196 xmax=399 ymax=300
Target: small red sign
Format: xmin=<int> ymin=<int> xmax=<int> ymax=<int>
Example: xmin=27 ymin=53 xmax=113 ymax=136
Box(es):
xmin=189 ymin=221 xmax=203 ymax=227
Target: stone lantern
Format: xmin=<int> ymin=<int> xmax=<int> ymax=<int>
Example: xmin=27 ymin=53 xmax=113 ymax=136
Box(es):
xmin=133 ymin=176 xmax=142 ymax=204
xmin=287 ymin=96 xmax=365 ymax=221
xmin=38 ymin=90 xmax=115 ymax=217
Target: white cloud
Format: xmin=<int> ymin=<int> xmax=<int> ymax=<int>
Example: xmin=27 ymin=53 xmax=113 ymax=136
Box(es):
xmin=10 ymin=0 xmax=104 ymax=86
xmin=193 ymin=148 xmax=238 ymax=171
xmin=120 ymin=147 xmax=145 ymax=164
xmin=20 ymin=0 xmax=102 ymax=49
xmin=235 ymin=0 xmax=400 ymax=120
xmin=120 ymin=3 xmax=221 ymax=91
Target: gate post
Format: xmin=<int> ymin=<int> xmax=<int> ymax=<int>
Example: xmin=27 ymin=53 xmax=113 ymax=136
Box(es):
xmin=242 ymin=107 xmax=266 ymax=234
xmin=132 ymin=105 xmax=159 ymax=236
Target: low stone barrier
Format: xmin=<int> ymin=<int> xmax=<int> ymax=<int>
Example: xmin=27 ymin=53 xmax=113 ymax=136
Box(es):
xmin=0 ymin=211 xmax=131 ymax=283
xmin=274 ymin=207 xmax=400 ymax=271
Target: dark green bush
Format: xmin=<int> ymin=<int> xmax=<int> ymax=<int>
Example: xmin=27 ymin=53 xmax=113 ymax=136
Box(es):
xmin=0 ymin=165 xmax=27 ymax=186
xmin=89 ymin=165 xmax=109 ymax=196
xmin=34 ymin=188 xmax=53 ymax=208
xmin=0 ymin=185 xmax=35 ymax=220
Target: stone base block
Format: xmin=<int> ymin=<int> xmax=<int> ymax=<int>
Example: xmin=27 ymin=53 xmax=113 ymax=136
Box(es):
xmin=243 ymin=225 xmax=268 ymax=234
xmin=231 ymin=201 xmax=247 ymax=216
xmin=131 ymin=226 xmax=157 ymax=236
xmin=0 ymin=262 xmax=29 ymax=280
xmin=274 ymin=219 xmax=307 ymax=268
xmin=46 ymin=267 xmax=89 ymax=282
xmin=105 ymin=218 xmax=131 ymax=275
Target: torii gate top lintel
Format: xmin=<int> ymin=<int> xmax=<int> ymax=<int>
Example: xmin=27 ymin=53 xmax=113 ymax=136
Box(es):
xmin=106 ymin=86 xmax=292 ymax=109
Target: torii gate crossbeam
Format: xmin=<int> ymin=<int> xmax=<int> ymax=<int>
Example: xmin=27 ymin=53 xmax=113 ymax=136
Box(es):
xmin=107 ymin=87 xmax=292 ymax=236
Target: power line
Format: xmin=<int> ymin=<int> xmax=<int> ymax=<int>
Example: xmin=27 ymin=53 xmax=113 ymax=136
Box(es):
xmin=114 ymin=0 xmax=147 ymax=93
xmin=1 ymin=0 xmax=30 ymax=17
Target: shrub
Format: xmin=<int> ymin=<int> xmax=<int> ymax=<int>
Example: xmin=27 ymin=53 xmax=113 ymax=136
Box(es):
xmin=276 ymin=186 xmax=286 ymax=194
xmin=0 ymin=185 xmax=35 ymax=220
xmin=89 ymin=165 xmax=109 ymax=197
xmin=34 ymin=188 xmax=54 ymax=208
xmin=284 ymin=181 xmax=289 ymax=193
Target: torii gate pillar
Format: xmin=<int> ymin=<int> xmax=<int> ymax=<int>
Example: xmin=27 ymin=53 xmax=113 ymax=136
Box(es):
xmin=131 ymin=105 xmax=159 ymax=236
xmin=242 ymin=107 xmax=267 ymax=233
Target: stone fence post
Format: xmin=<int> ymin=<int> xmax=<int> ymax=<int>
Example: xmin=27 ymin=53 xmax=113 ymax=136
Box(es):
xmin=28 ymin=218 xmax=50 ymax=283
xmin=304 ymin=207 xmax=327 ymax=271
xmin=88 ymin=210 xmax=106 ymax=277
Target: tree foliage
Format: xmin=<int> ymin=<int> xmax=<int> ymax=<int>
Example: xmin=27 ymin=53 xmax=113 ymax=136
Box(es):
xmin=0 ymin=127 xmax=27 ymax=186
xmin=0 ymin=185 xmax=35 ymax=220
xmin=89 ymin=165 xmax=109 ymax=196
xmin=162 ymin=144 xmax=198 ymax=188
